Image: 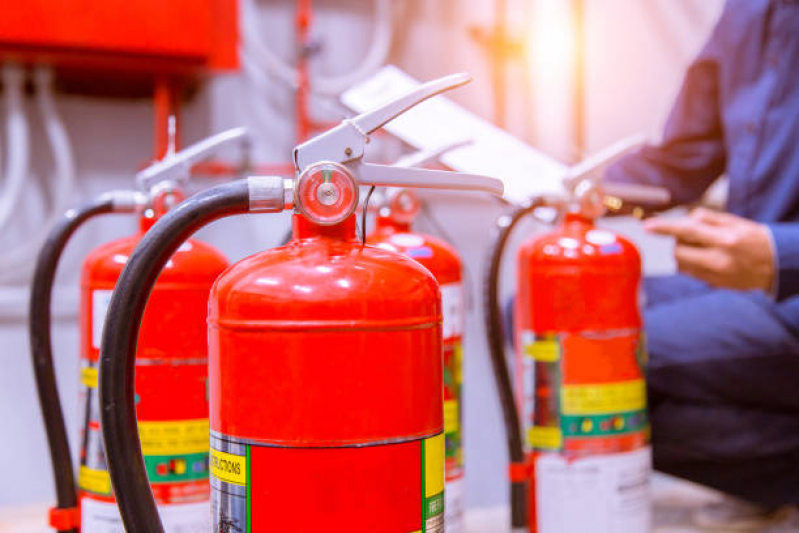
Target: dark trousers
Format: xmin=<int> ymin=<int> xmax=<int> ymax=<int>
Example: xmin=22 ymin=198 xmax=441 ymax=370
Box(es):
xmin=645 ymin=275 xmax=799 ymax=506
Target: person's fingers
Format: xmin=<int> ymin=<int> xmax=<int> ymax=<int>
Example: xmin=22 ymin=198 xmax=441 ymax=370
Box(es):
xmin=644 ymin=217 xmax=722 ymax=246
xmin=690 ymin=207 xmax=739 ymax=226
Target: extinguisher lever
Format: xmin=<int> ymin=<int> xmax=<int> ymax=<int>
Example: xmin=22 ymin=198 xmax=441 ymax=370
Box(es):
xmin=561 ymin=134 xmax=671 ymax=207
xmin=136 ymin=127 xmax=249 ymax=191
xmin=350 ymin=72 xmax=471 ymax=136
xmin=293 ymin=73 xmax=471 ymax=173
xmin=354 ymin=162 xmax=504 ymax=196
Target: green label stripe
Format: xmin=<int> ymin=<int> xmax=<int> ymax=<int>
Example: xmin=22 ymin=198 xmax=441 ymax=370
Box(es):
xmin=445 ymin=431 xmax=460 ymax=460
xmin=421 ymin=437 xmax=426 ymax=531
xmin=561 ymin=410 xmax=648 ymax=438
xmin=144 ymin=452 xmax=209 ymax=484
xmin=424 ymin=492 xmax=444 ymax=519
xmin=246 ymin=445 xmax=252 ymax=531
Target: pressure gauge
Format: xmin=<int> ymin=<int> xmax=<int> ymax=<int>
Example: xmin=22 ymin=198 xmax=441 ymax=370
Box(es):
xmin=295 ymin=162 xmax=359 ymax=226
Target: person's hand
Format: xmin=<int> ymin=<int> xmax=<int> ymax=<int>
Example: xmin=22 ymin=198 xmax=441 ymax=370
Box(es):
xmin=644 ymin=208 xmax=775 ymax=292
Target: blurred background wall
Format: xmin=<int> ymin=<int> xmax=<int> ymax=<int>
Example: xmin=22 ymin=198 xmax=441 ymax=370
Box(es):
xmin=0 ymin=0 xmax=724 ymax=510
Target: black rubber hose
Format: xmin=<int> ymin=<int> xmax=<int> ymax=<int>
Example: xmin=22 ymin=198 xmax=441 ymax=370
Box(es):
xmin=483 ymin=198 xmax=546 ymax=529
xmin=99 ymin=181 xmax=250 ymax=533
xmin=29 ymin=196 xmax=117 ymax=533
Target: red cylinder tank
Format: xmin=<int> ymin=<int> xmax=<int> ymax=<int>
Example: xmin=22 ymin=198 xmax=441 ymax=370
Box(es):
xmin=78 ymin=216 xmax=228 ymax=531
xmin=368 ymin=211 xmax=466 ymax=532
xmin=516 ymin=213 xmax=649 ymax=532
xmin=208 ymin=214 xmax=446 ymax=532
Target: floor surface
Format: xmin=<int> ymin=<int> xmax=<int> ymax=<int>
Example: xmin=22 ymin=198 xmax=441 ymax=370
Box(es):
xmin=2 ymin=475 xmax=797 ymax=532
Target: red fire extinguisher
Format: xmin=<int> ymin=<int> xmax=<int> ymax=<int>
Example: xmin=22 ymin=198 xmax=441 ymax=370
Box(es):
xmin=485 ymin=172 xmax=670 ymax=532
xmin=96 ymin=74 xmax=503 ymax=532
xmin=29 ymin=129 xmax=247 ymax=532
xmin=368 ymin=188 xmax=466 ymax=532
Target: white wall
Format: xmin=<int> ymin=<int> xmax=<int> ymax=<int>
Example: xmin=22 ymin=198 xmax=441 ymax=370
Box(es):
xmin=0 ymin=0 xmax=723 ymax=512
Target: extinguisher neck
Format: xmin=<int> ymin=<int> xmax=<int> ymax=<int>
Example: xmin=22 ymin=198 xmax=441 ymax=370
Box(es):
xmin=375 ymin=214 xmax=412 ymax=233
xmin=139 ymin=213 xmax=156 ymax=233
xmin=563 ymin=211 xmax=594 ymax=228
xmin=292 ymin=213 xmax=359 ymax=241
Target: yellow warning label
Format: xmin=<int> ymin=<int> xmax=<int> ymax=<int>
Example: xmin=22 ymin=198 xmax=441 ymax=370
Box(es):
xmin=423 ymin=434 xmax=445 ymax=498
xmin=210 ymin=448 xmax=247 ymax=486
xmin=444 ymin=400 xmax=459 ymax=434
xmin=138 ymin=419 xmax=209 ymax=456
xmin=528 ymin=426 xmax=563 ymax=450
xmin=525 ymin=339 xmax=560 ymax=362
xmin=81 ymin=367 xmax=98 ymax=389
xmin=79 ymin=466 xmax=111 ymax=494
xmin=454 ymin=343 xmax=463 ymax=385
xmin=562 ymin=379 xmax=646 ymax=415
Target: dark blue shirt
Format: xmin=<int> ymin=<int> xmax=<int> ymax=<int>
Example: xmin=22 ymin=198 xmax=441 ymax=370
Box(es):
xmin=607 ymin=0 xmax=799 ymax=307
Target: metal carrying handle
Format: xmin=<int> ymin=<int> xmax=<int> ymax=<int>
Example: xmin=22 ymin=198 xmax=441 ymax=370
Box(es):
xmin=562 ymin=135 xmax=671 ymax=206
xmin=136 ymin=127 xmax=249 ymax=191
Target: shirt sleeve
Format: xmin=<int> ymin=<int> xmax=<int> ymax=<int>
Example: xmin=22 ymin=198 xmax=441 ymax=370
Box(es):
xmin=605 ymin=21 xmax=727 ymax=209
xmin=767 ymin=223 xmax=799 ymax=301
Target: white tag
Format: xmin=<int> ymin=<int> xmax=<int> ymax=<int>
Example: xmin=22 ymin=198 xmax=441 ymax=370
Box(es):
xmin=536 ymin=447 xmax=652 ymax=533
xmin=81 ymin=498 xmax=210 ymax=533
xmin=440 ymin=283 xmax=464 ymax=339
xmin=91 ymin=290 xmax=113 ymax=349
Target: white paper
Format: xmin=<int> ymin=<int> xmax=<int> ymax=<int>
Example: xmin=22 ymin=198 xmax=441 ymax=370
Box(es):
xmin=341 ymin=66 xmax=569 ymax=204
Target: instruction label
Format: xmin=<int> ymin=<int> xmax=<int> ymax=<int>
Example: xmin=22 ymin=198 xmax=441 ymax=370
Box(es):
xmin=210 ymin=448 xmax=247 ymax=486
xmin=562 ymin=380 xmax=646 ymax=416
xmin=535 ymin=447 xmax=652 ymax=532
xmin=139 ymin=419 xmax=209 ymax=456
xmin=521 ymin=330 xmax=649 ymax=451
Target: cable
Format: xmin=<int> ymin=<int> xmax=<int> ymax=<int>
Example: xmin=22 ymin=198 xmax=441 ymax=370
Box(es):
xmin=99 ymin=181 xmax=252 ymax=533
xmin=361 ymin=185 xmax=376 ymax=244
xmin=241 ymin=0 xmax=393 ymax=96
xmin=28 ymin=195 xmax=117 ymax=533
xmin=0 ymin=64 xmax=30 ymax=235
xmin=483 ymin=197 xmax=546 ymax=529
xmin=0 ymin=66 xmax=75 ymax=284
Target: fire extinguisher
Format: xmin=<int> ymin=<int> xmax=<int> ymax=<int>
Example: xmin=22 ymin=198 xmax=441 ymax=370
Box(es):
xmin=367 ymin=187 xmax=466 ymax=532
xmin=484 ymin=164 xmax=671 ymax=531
xmin=29 ymin=128 xmax=247 ymax=533
xmin=96 ymin=74 xmax=502 ymax=532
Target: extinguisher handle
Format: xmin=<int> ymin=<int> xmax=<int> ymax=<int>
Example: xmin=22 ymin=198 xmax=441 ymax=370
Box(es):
xmin=98 ymin=177 xmax=286 ymax=533
xmin=136 ymin=126 xmax=249 ymax=191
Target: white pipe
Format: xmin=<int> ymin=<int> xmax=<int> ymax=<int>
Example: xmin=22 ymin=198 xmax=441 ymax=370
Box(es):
xmin=0 ymin=66 xmax=75 ymax=284
xmin=241 ymin=0 xmax=393 ymax=96
xmin=315 ymin=0 xmax=392 ymax=96
xmin=0 ymin=64 xmax=30 ymax=233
